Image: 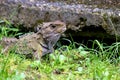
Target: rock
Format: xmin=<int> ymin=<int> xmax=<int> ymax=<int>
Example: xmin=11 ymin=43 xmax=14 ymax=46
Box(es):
xmin=0 ymin=0 xmax=120 ymax=40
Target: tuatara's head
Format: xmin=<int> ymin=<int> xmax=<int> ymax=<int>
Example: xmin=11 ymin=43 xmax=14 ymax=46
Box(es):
xmin=36 ymin=20 xmax=66 ymax=38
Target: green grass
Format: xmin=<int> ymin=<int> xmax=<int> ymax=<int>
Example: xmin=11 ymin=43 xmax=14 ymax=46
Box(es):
xmin=0 ymin=20 xmax=120 ymax=80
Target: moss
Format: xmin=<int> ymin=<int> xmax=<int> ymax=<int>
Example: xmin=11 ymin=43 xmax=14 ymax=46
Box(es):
xmin=110 ymin=16 xmax=120 ymax=24
xmin=36 ymin=19 xmax=44 ymax=24
xmin=33 ymin=19 xmax=44 ymax=28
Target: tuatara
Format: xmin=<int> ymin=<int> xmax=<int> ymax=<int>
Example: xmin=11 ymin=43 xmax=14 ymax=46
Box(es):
xmin=0 ymin=20 xmax=66 ymax=59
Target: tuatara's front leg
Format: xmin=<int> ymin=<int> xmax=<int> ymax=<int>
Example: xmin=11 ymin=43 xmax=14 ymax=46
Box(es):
xmin=46 ymin=34 xmax=61 ymax=54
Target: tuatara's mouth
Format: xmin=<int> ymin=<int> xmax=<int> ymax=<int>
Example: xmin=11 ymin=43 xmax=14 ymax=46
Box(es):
xmin=60 ymin=27 xmax=67 ymax=33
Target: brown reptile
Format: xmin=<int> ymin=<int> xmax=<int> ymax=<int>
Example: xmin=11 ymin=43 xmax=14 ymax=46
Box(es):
xmin=0 ymin=20 xmax=66 ymax=59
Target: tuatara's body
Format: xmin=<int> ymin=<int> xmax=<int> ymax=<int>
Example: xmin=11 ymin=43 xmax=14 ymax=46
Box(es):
xmin=0 ymin=21 xmax=66 ymax=59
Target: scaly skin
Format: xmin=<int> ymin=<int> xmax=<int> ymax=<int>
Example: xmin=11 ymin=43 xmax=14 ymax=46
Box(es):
xmin=0 ymin=20 xmax=66 ymax=59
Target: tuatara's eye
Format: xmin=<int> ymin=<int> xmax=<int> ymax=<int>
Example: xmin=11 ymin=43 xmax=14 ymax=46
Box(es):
xmin=34 ymin=27 xmax=41 ymax=33
xmin=50 ymin=24 xmax=56 ymax=28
